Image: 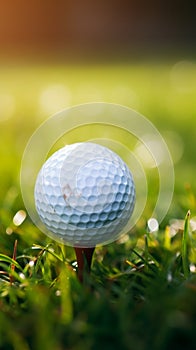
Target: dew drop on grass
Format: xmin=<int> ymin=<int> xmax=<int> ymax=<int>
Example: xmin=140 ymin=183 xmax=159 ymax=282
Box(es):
xmin=147 ymin=218 xmax=159 ymax=232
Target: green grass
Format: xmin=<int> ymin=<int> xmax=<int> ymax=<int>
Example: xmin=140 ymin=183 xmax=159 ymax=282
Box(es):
xmin=0 ymin=61 xmax=196 ymax=350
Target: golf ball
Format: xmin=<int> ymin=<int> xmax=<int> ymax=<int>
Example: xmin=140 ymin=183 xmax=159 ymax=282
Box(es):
xmin=34 ymin=142 xmax=135 ymax=247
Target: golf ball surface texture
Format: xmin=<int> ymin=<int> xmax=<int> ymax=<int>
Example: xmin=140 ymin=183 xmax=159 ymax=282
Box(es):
xmin=34 ymin=142 xmax=135 ymax=247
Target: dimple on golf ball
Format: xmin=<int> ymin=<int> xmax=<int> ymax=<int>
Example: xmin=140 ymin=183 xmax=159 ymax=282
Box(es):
xmin=34 ymin=142 xmax=135 ymax=247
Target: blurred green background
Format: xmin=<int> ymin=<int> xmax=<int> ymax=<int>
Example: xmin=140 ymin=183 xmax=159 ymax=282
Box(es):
xmin=0 ymin=1 xmax=196 ymax=200
xmin=1 ymin=61 xmax=196 ymax=209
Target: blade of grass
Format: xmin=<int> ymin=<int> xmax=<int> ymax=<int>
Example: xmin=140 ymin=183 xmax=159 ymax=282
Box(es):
xmin=164 ymin=226 xmax=171 ymax=250
xmin=32 ymin=244 xmax=65 ymax=262
xmin=182 ymin=210 xmax=190 ymax=279
xmin=10 ymin=239 xmax=18 ymax=285
xmin=144 ymin=234 xmax=149 ymax=267
xmin=132 ymin=248 xmax=159 ymax=270
xmin=0 ymin=254 xmax=22 ymax=270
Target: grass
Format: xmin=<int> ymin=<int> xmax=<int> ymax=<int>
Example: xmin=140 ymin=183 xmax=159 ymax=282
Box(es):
xmin=0 ymin=60 xmax=196 ymax=350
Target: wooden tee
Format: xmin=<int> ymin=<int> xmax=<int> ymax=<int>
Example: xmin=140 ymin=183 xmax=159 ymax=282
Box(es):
xmin=74 ymin=247 xmax=95 ymax=283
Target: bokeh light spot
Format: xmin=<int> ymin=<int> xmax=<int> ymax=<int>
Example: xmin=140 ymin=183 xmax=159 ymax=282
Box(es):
xmin=39 ymin=84 xmax=71 ymax=115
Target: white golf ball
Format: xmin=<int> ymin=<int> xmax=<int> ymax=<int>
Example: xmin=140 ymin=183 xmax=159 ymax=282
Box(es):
xmin=34 ymin=142 xmax=135 ymax=247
